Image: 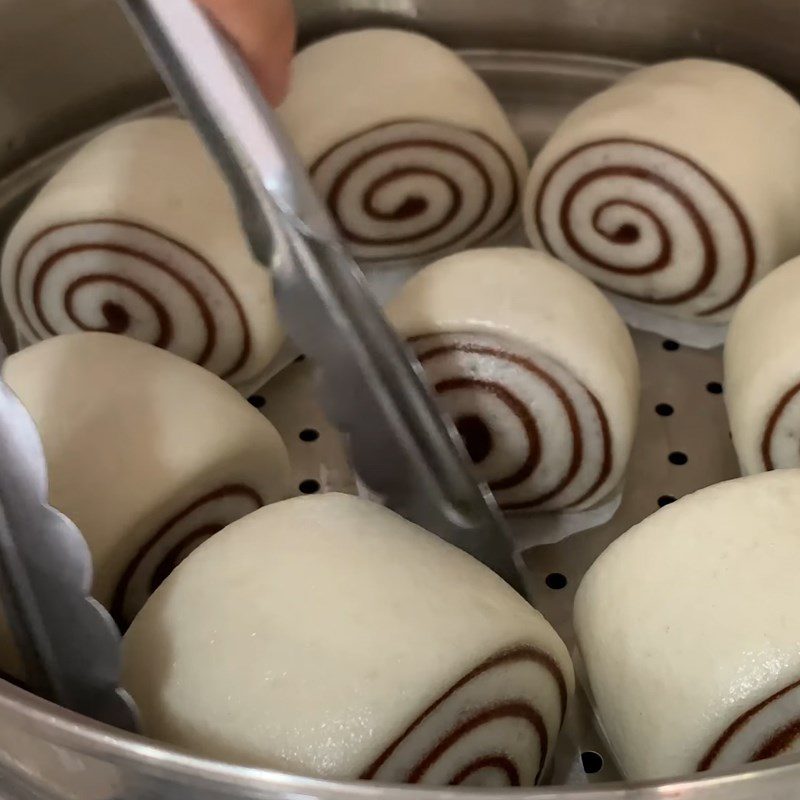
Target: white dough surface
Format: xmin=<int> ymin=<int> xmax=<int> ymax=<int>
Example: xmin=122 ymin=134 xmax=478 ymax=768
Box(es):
xmin=725 ymin=255 xmax=800 ymax=474
xmin=387 ymin=248 xmax=639 ymax=510
xmin=123 ymin=493 xmax=573 ymax=784
xmin=575 ymin=470 xmax=800 ymax=780
xmin=279 ymin=29 xmax=528 ymax=261
xmin=1 ymin=118 xmax=282 ymax=388
xmin=526 ymin=59 xmax=800 ymax=322
xmin=2 ymin=333 xmax=290 ymax=618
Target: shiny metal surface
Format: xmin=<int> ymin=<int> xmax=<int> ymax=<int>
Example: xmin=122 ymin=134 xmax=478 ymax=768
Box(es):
xmin=0 ymin=0 xmax=160 ymax=174
xmin=1 ymin=2 xmax=800 ymax=799
xmin=0 ymin=379 xmax=138 ymax=731
xmin=3 ymin=0 xmax=800 ymax=172
xmin=297 ymin=0 xmax=800 ymax=91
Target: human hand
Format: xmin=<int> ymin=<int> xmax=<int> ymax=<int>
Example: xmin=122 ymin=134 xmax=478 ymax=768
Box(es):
xmin=195 ymin=0 xmax=296 ymax=104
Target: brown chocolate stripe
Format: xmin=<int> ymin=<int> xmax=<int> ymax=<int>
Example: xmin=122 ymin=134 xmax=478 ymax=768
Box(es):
xmin=64 ymin=272 xmax=173 ymax=347
xmin=409 ymin=703 xmax=548 ymax=785
xmin=571 ymin=392 xmax=613 ymax=508
xmin=563 ymin=165 xmax=717 ymax=307
xmin=433 ymin=377 xmax=542 ymax=492
xmin=110 ymin=484 xmax=262 ymax=630
xmin=415 ymin=340 xmax=612 ymax=510
xmin=361 ymin=645 xmax=568 ymax=786
xmin=450 ymin=755 xmax=520 ymax=786
xmin=699 ymin=676 xmax=800 ymax=771
xmin=14 ymin=219 xmax=253 ymax=380
xmin=149 ymin=524 xmax=221 ymax=593
xmin=311 ymin=120 xmax=519 ymax=260
xmin=533 ymin=138 xmax=756 ymax=317
xmin=750 ymin=718 xmax=800 ymax=762
xmin=341 ymin=158 xmax=465 ymax=245
xmin=761 ymin=381 xmax=800 ymax=470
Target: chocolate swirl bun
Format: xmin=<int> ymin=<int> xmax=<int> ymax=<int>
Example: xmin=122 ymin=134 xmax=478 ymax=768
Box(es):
xmin=698 ymin=677 xmax=800 ymax=772
xmin=279 ymin=29 xmax=527 ymax=262
xmin=123 ymin=494 xmax=573 ymax=785
xmin=361 ymin=645 xmax=568 ymax=785
xmin=388 ymin=248 xmax=638 ymax=512
xmin=575 ymin=471 xmax=800 ymax=780
xmin=525 ymin=60 xmax=800 ymax=322
xmin=725 ymin=255 xmax=800 ymax=475
xmin=2 ymin=333 xmax=290 ymax=634
xmin=110 ymin=485 xmax=264 ymax=630
xmin=1 ymin=118 xmax=283 ymax=391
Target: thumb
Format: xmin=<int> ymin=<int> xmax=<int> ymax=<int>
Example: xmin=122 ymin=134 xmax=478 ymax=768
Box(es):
xmin=195 ymin=0 xmax=296 ymax=105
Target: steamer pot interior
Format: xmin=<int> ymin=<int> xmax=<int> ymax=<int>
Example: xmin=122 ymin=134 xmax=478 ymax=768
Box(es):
xmin=0 ymin=2 xmax=799 ymax=799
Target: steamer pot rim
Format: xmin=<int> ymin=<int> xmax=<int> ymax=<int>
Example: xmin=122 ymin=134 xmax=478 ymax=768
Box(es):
xmin=0 ymin=677 xmax=796 ymax=798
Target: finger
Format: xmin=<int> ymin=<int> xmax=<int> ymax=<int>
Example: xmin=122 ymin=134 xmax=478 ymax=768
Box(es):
xmin=195 ymin=0 xmax=296 ymax=104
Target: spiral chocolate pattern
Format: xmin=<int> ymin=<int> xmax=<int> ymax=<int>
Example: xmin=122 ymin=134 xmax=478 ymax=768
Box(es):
xmin=530 ymin=138 xmax=756 ymax=318
xmin=411 ymin=332 xmax=612 ymax=511
xmin=362 ymin=645 xmax=568 ymax=787
xmin=10 ymin=220 xmax=257 ymax=383
xmin=311 ymin=120 xmax=520 ymax=261
xmin=111 ymin=485 xmax=263 ymax=630
xmin=761 ymin=382 xmax=800 ymax=471
xmin=699 ymin=676 xmax=800 ymax=771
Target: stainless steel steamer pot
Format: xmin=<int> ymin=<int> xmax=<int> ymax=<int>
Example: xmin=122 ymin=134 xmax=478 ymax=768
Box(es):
xmin=1 ymin=1 xmax=800 ymax=799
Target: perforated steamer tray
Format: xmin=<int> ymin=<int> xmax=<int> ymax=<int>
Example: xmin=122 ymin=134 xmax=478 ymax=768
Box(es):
xmin=0 ymin=51 xmax=741 ymax=789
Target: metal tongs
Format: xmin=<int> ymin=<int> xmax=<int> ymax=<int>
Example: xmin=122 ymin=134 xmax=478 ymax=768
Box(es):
xmin=119 ymin=0 xmax=527 ymax=596
xmin=0 ymin=379 xmax=138 ymax=730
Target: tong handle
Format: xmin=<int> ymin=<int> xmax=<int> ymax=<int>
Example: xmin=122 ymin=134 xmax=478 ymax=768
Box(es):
xmin=0 ymin=381 xmax=138 ymax=731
